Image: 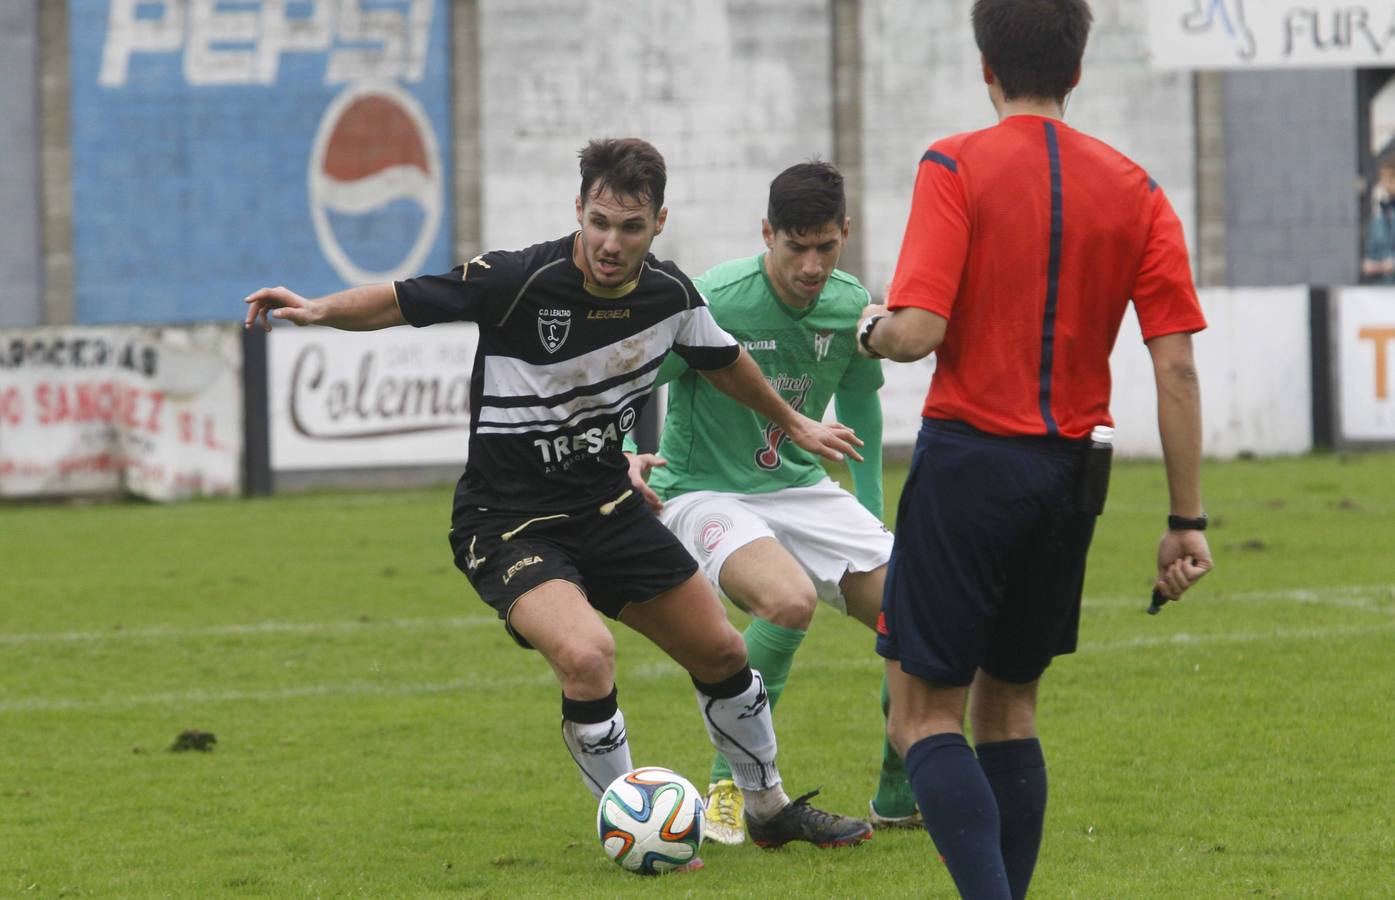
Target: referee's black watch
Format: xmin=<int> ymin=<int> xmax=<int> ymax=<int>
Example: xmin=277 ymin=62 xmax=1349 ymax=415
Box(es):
xmin=858 ymin=314 xmax=885 ymax=359
xmin=1167 ymin=513 xmax=1208 ymax=531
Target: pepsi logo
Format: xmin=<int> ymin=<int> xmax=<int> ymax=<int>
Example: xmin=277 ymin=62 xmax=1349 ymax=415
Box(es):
xmin=309 ymin=81 xmax=443 ymax=285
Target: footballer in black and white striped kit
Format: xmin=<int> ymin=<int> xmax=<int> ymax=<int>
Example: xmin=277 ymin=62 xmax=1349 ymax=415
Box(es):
xmin=394 ymin=234 xmax=740 ymax=516
xmin=243 ymin=137 xmax=873 ymax=854
xmin=393 ymin=234 xmax=747 ymax=648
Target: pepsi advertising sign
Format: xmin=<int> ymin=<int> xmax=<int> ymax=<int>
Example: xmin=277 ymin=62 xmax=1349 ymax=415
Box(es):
xmin=69 ymin=0 xmax=453 ymax=325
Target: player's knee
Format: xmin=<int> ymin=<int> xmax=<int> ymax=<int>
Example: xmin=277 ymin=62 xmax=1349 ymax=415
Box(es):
xmin=884 ymin=708 xmax=922 ymax=758
xmin=554 ymin=639 xmax=616 ymax=694
xmin=688 ymin=625 xmax=748 ymax=683
xmin=761 ymin=585 xmax=816 ymax=630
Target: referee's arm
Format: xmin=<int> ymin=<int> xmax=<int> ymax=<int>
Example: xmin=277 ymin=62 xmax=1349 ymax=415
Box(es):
xmin=855 ymin=305 xmax=946 ymax=362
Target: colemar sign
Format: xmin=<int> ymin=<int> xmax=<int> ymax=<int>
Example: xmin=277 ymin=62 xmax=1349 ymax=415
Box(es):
xmin=266 ymin=324 xmax=475 ymax=471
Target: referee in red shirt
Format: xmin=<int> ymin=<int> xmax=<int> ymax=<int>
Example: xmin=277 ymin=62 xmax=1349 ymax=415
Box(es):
xmin=856 ymin=2 xmax=1213 ymax=897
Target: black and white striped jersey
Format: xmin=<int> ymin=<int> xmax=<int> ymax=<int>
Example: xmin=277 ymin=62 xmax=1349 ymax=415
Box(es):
xmin=394 ymin=234 xmax=739 ymax=515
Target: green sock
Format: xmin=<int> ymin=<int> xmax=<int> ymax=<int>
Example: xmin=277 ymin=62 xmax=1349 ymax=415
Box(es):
xmin=709 ymin=617 xmax=806 ymax=785
xmin=872 ymin=674 xmax=918 ymax=817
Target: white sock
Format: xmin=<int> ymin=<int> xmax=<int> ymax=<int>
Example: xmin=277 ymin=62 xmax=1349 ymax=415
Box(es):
xmin=743 ymin=784 xmax=792 ymax=823
xmin=562 ymin=711 xmax=632 ymax=801
xmin=694 ymin=669 xmax=783 ymax=793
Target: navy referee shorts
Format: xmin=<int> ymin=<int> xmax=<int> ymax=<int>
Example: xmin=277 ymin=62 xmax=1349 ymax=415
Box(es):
xmin=876 ymin=419 xmax=1098 ymax=686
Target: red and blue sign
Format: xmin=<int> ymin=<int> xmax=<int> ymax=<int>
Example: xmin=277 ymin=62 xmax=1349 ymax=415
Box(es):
xmin=68 ymin=0 xmax=453 ymax=325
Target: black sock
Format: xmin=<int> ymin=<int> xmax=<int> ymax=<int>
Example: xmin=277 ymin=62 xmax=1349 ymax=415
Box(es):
xmin=977 ymin=738 xmax=1047 ymax=900
xmin=905 ymin=732 xmax=1011 ymax=900
xmin=691 ymin=665 xmax=753 ymax=700
xmin=561 ymin=685 xmax=618 ymax=724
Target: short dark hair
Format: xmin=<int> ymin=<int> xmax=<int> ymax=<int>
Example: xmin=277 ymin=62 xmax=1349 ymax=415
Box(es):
xmin=972 ymin=0 xmax=1092 ymax=103
xmin=767 ymin=161 xmax=846 ymax=235
xmin=577 ymin=138 xmax=666 ymax=213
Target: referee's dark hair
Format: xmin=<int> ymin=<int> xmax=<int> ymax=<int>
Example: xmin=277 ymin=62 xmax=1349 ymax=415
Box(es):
xmin=767 ymin=161 xmax=846 ymax=236
xmin=578 ymin=137 xmax=667 ymax=213
xmin=972 ymin=0 xmax=1093 ymax=103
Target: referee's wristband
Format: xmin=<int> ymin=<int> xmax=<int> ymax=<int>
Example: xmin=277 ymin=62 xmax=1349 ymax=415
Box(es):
xmin=1167 ymin=513 xmax=1208 ymax=531
xmin=858 ymin=314 xmax=885 ymax=359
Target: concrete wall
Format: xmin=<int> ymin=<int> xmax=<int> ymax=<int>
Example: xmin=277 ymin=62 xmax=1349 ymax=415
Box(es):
xmin=477 ymin=0 xmax=834 ymax=278
xmin=874 ymin=287 xmax=1315 ymax=458
xmin=0 ymin=1 xmax=43 ymax=327
xmin=1221 ymin=71 xmax=1361 ymax=287
xmin=39 ymin=0 xmax=74 ymax=326
xmin=859 ymin=0 xmax=1197 ymax=294
xmin=1109 ymin=287 xmax=1314 ymax=458
xmin=24 ymin=0 xmax=1372 ymax=326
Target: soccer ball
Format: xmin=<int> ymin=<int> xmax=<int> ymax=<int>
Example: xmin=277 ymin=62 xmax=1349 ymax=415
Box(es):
xmin=596 ymin=767 xmax=704 ymax=875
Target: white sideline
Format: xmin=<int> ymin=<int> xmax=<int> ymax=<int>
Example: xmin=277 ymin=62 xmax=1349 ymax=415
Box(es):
xmin=2 ymin=584 xmax=1389 ymax=647
xmin=0 ymin=615 xmax=499 ymax=646
xmin=1084 ymin=583 xmax=1394 ymax=613
xmin=4 ymin=618 xmax=1394 ymax=715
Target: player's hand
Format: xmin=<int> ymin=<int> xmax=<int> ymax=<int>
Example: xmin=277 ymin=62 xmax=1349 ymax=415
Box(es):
xmin=624 ymin=452 xmax=667 ymax=512
xmin=786 ymin=415 xmax=863 ymax=464
xmin=1154 ymin=529 xmax=1212 ymax=601
xmin=244 ymin=285 xmax=317 ymax=331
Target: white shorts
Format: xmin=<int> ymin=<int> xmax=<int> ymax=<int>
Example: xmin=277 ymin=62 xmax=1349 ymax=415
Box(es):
xmin=658 ymin=477 xmax=893 ymax=614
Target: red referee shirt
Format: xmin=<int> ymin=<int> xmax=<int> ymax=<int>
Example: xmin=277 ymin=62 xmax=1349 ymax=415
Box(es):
xmin=887 ymin=115 xmax=1207 ymax=440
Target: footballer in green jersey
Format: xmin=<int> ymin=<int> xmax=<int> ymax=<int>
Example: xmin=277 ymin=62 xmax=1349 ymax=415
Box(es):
xmin=625 ymin=162 xmax=918 ymax=846
xmin=644 ymin=253 xmax=886 ymax=511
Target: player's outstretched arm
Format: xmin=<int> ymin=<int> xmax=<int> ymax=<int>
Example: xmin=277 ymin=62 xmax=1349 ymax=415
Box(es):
xmin=244 ymin=283 xmax=406 ymax=332
xmin=700 ymin=349 xmax=863 ymax=463
xmin=1148 ymin=331 xmax=1213 ymax=600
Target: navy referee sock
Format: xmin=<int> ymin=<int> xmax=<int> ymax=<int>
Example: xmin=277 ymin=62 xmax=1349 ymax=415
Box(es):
xmin=977 ymin=738 xmax=1047 ymax=900
xmin=905 ymin=732 xmax=1011 ymax=900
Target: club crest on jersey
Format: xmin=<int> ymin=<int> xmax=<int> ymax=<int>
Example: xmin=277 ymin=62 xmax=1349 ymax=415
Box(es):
xmin=755 ymin=386 xmax=808 ymax=471
xmin=814 ymin=331 xmax=834 ymax=361
xmin=537 ymin=308 xmax=571 ymax=354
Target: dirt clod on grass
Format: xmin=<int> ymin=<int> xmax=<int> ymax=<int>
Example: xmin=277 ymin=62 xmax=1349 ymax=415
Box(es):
xmin=169 ymin=730 xmax=217 ymax=753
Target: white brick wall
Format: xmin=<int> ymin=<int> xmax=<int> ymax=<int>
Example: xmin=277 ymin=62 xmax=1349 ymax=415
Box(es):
xmin=478 ymin=0 xmax=834 ymax=277
xmin=858 ymin=0 xmax=1197 ymax=293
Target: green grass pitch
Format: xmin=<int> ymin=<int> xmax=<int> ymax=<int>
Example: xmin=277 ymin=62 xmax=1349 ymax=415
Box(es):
xmin=3 ymin=452 xmax=1393 ymax=897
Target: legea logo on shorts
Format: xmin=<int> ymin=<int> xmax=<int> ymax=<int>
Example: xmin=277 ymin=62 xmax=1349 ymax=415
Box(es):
xmin=699 ymin=515 xmax=733 ymax=556
xmin=309 ymin=81 xmax=443 ymax=285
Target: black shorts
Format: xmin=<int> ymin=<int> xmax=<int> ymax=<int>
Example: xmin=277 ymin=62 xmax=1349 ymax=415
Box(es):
xmin=876 ymin=419 xmax=1098 ymax=685
xmin=448 ymin=490 xmax=699 ymax=649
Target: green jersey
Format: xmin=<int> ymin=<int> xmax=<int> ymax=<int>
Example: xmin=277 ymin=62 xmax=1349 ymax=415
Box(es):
xmin=647 ymin=254 xmax=884 ymax=504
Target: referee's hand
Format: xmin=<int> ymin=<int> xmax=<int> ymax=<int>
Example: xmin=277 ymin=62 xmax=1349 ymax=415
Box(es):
xmin=624 ymin=452 xmax=667 ymax=512
xmin=1154 ymin=529 xmax=1212 ymax=601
